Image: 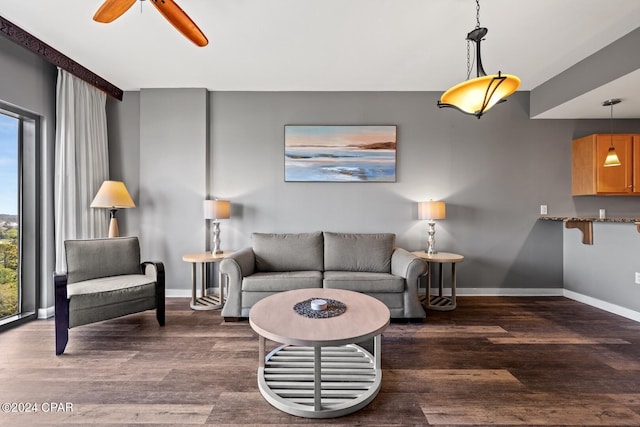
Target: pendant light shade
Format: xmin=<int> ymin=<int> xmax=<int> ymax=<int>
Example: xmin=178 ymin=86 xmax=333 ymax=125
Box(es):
xmin=438 ymin=72 xmax=521 ymax=117
xmin=602 ymin=99 xmax=622 ymax=168
xmin=437 ymin=2 xmax=520 ymax=119
xmin=603 ymin=146 xmax=621 ymax=167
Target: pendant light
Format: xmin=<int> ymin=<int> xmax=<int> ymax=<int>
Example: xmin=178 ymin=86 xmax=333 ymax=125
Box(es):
xmin=437 ymin=0 xmax=520 ymax=119
xmin=602 ymin=99 xmax=622 ymax=168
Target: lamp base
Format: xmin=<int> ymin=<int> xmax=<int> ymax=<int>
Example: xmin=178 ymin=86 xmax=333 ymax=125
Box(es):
xmin=426 ymin=221 xmax=437 ymax=255
xmin=108 ymin=217 xmax=119 ymax=238
xmin=211 ymin=221 xmax=222 ymax=254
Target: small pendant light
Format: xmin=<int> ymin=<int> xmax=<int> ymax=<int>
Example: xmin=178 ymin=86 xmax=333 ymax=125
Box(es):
xmin=602 ymin=99 xmax=622 ymax=168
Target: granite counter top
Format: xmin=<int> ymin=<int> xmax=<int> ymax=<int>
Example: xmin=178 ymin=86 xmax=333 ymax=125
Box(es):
xmin=539 ymin=216 xmax=640 ymax=223
xmin=540 ymin=216 xmax=640 ymax=245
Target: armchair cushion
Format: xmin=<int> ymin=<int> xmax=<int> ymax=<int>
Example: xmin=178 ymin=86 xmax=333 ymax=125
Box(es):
xmin=65 ymin=237 xmax=141 ymax=283
xmin=69 ymin=281 xmax=157 ymax=328
xmin=67 ymin=274 xmax=155 ymax=297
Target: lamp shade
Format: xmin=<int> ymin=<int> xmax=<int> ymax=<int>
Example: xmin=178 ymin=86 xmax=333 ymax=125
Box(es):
xmin=603 ymin=146 xmax=622 ymax=167
xmin=418 ymin=200 xmax=446 ymax=220
xmin=204 ymin=199 xmax=230 ymax=220
xmin=90 ymin=181 xmax=135 ymax=209
xmin=439 ymin=73 xmax=521 ymax=117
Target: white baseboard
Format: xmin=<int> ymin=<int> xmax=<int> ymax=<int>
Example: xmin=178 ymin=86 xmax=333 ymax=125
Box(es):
xmin=165 ymin=289 xmax=196 ymax=298
xmin=38 ymin=306 xmax=55 ymax=319
xmin=563 ymin=289 xmax=640 ymax=323
xmin=454 ymin=288 xmax=564 ymax=297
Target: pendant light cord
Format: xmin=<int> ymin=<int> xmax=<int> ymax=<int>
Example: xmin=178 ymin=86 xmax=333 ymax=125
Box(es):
xmin=610 ymin=101 xmax=614 ymax=148
xmin=466 ymin=0 xmax=482 ymax=80
xmin=609 ymin=103 xmax=613 ymax=147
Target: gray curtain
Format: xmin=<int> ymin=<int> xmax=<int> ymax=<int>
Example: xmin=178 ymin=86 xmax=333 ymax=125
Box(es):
xmin=54 ymin=69 xmax=109 ymax=273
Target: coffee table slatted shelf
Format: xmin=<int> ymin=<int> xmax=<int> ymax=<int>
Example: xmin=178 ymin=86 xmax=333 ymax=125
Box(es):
xmin=260 ymin=345 xmax=378 ymax=410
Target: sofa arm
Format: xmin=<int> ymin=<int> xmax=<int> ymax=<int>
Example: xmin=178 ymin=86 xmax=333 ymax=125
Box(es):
xmin=142 ymin=261 xmax=165 ymax=326
xmin=220 ymin=247 xmax=256 ymax=319
xmin=391 ymin=248 xmax=428 ymax=280
xmin=220 ymin=247 xmax=255 ymax=280
xmin=392 ymin=248 xmax=428 ymax=318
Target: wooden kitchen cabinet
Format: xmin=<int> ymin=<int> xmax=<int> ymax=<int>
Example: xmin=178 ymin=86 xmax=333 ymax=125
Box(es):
xmin=572 ymin=134 xmax=640 ymax=195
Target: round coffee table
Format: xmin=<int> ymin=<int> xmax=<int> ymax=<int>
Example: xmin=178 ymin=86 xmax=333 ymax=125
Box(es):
xmin=249 ymin=288 xmax=390 ymax=418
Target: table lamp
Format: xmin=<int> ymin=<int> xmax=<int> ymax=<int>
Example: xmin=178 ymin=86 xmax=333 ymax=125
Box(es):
xmin=204 ymin=199 xmax=230 ymax=254
xmin=90 ymin=180 xmax=136 ymax=238
xmin=418 ymin=200 xmax=446 ymax=255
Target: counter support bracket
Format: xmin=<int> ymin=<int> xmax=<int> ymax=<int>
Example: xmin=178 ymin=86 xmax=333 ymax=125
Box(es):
xmin=565 ymin=220 xmax=593 ymax=245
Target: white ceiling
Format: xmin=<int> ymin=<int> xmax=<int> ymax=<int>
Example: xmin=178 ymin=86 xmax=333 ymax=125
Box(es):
xmin=1 ymin=0 xmax=640 ymax=119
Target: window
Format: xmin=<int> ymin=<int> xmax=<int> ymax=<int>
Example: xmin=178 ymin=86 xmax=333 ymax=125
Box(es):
xmin=0 ymin=113 xmax=19 ymax=320
xmin=0 ymin=104 xmax=39 ymax=330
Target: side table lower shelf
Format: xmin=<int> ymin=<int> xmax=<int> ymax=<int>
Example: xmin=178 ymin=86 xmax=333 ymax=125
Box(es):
xmin=428 ymin=294 xmax=456 ymax=311
xmin=191 ymin=294 xmax=224 ymax=311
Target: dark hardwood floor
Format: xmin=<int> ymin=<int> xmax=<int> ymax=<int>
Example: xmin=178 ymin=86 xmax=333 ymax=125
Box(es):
xmin=1 ymin=296 xmax=640 ymax=426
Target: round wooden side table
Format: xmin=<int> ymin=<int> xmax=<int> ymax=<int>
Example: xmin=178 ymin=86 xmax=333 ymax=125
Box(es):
xmin=411 ymin=251 xmax=464 ymax=311
xmin=182 ymin=251 xmax=234 ymax=310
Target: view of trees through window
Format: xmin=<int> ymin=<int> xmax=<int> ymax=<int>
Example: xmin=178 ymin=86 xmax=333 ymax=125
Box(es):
xmin=0 ymin=112 xmax=19 ymax=319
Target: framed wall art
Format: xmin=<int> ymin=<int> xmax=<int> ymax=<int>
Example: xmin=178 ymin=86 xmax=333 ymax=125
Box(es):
xmin=284 ymin=125 xmax=397 ymax=182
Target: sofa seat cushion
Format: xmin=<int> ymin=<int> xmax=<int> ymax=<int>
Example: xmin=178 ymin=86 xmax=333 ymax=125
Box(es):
xmin=253 ymin=232 xmax=324 ymax=272
xmin=242 ymin=271 xmax=323 ymax=292
xmin=323 ymin=271 xmax=404 ymax=293
xmin=324 ymin=232 xmax=394 ymax=273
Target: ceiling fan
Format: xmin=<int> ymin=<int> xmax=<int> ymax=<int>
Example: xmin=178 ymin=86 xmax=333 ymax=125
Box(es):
xmin=93 ymin=0 xmax=208 ymax=47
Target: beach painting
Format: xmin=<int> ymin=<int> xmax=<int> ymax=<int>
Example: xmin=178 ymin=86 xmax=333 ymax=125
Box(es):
xmin=284 ymin=125 xmax=397 ymax=182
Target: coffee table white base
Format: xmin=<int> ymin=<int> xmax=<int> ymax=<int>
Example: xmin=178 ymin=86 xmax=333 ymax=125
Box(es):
xmin=257 ymin=337 xmax=382 ymax=418
xmin=249 ymin=288 xmax=389 ymax=419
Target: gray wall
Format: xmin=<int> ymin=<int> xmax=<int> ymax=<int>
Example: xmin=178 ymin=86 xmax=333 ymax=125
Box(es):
xmin=209 ymin=92 xmax=572 ymax=293
xmin=108 ymin=89 xmax=640 ymax=313
xmin=106 ymin=91 xmax=141 ymax=235
xmin=564 ymin=223 xmax=640 ymax=313
xmin=0 ymin=35 xmax=57 ymax=315
xmin=138 ymin=89 xmax=208 ymax=291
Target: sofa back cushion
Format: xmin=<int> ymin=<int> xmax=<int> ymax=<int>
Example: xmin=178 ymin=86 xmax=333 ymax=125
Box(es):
xmin=252 ymin=232 xmax=324 ymax=272
xmin=323 ymin=232 xmax=395 ymax=273
xmin=65 ymin=237 xmax=141 ymax=284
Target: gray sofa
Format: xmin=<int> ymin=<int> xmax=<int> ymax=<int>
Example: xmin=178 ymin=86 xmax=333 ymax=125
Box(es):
xmin=220 ymin=231 xmax=428 ymax=320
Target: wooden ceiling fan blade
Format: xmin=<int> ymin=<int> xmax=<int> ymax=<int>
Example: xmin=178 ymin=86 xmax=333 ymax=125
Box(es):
xmin=93 ymin=0 xmax=137 ymax=23
xmin=150 ymin=0 xmax=209 ymax=47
